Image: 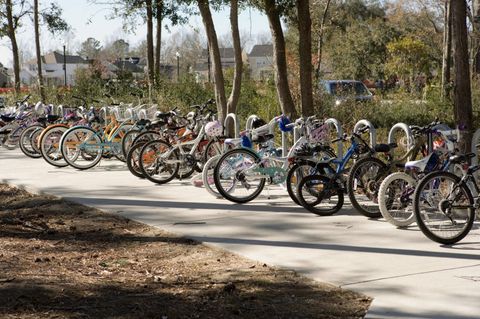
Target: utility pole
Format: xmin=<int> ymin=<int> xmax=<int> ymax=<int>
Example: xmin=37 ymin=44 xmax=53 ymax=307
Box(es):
xmin=63 ymin=45 xmax=67 ymax=86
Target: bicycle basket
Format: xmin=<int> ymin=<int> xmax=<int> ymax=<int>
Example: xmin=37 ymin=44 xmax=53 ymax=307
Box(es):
xmin=308 ymin=123 xmax=329 ymax=144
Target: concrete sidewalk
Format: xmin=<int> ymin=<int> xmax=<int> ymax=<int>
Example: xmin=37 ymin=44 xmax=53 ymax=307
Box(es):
xmin=1 ymin=150 xmax=479 ymax=318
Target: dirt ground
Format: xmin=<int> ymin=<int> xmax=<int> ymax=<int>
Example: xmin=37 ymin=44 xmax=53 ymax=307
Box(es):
xmin=0 ymin=184 xmax=371 ymax=319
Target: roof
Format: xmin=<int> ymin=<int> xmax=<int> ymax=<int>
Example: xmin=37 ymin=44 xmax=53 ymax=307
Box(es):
xmin=44 ymin=51 xmax=88 ymax=64
xmin=201 ymin=48 xmax=235 ymax=59
xmin=249 ymin=44 xmax=273 ymax=57
xmin=113 ymin=60 xmax=144 ymax=73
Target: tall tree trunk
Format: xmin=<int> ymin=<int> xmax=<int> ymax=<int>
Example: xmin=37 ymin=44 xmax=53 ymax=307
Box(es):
xmin=297 ymin=0 xmax=313 ymax=116
xmin=34 ymin=0 xmax=45 ymax=102
xmin=263 ymin=0 xmax=296 ymax=119
xmin=198 ymin=0 xmax=227 ymax=122
xmin=155 ymin=0 xmax=163 ymax=83
xmin=146 ymin=0 xmax=155 ymax=86
xmin=441 ymin=0 xmax=453 ymax=99
xmin=6 ymin=0 xmax=20 ymax=94
xmin=452 ymin=0 xmax=473 ymax=152
xmin=315 ymin=0 xmax=331 ymax=81
xmin=473 ymin=0 xmax=480 ymax=74
xmin=226 ymin=0 xmax=242 ymax=135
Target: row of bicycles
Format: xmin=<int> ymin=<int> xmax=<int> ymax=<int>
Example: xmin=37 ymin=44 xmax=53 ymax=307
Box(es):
xmin=1 ymin=95 xmax=478 ymax=245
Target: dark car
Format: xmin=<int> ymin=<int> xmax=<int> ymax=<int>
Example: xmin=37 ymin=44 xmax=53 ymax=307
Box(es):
xmin=320 ymin=80 xmax=373 ymax=106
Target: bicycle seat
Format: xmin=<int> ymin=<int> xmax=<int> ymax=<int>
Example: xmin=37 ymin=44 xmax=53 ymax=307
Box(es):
xmin=252 ymin=133 xmax=274 ymax=143
xmin=47 ymin=114 xmax=60 ymax=123
xmin=1 ymin=115 xmax=16 ymax=123
xmin=449 ymin=153 xmax=476 ymax=164
xmin=374 ymin=143 xmax=397 ymax=153
xmin=37 ymin=117 xmax=47 ymax=124
xmin=155 ymin=111 xmax=171 ymax=119
xmin=137 ymin=119 xmax=151 ymax=126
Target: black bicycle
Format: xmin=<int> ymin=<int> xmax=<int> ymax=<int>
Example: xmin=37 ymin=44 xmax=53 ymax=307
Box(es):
xmin=412 ymin=152 xmax=478 ymax=244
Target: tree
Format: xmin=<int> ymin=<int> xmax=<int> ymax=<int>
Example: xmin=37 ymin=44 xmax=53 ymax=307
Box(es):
xmin=197 ymin=0 xmax=227 ymax=121
xmin=78 ymin=37 xmax=103 ymax=59
xmin=473 ymin=0 xmax=480 ymax=74
xmin=146 ymin=0 xmax=155 ymax=85
xmin=226 ymin=0 xmax=242 ymax=126
xmin=0 ymin=0 xmax=28 ymax=93
xmin=441 ymin=0 xmax=452 ymax=98
xmin=314 ymin=0 xmax=331 ymax=81
xmin=262 ymin=0 xmax=296 ymax=118
xmin=296 ymin=0 xmax=313 ymax=116
xmin=385 ymin=37 xmax=432 ymax=91
xmin=33 ymin=1 xmax=68 ymax=101
xmin=451 ymin=0 xmax=472 ymax=151
xmin=155 ymin=0 xmax=163 ymax=81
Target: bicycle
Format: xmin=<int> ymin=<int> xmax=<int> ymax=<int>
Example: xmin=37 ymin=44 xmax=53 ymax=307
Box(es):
xmin=138 ymin=99 xmax=224 ymax=184
xmin=212 ymin=115 xmax=336 ymax=204
xmin=412 ymin=152 xmax=478 ymax=244
xmin=377 ymin=124 xmax=461 ymax=227
xmin=296 ymin=126 xmax=388 ymax=216
xmin=59 ymin=101 xmax=134 ymax=170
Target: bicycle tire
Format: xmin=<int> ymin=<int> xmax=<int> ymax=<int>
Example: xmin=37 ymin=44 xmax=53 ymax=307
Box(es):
xmin=378 ymin=172 xmax=417 ymax=227
xmin=413 ymin=171 xmax=475 ymax=245
xmin=347 ymin=156 xmax=388 ymax=218
xmin=297 ymin=174 xmax=344 ymax=216
xmin=213 ymin=148 xmax=265 ymax=204
xmin=139 ymin=139 xmax=179 ymax=184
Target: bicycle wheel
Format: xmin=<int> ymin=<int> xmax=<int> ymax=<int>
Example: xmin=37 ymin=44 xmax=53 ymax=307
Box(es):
xmin=286 ymin=161 xmax=316 ymax=206
xmin=297 ymin=174 xmax=344 ymax=216
xmin=413 ymin=171 xmax=475 ymax=245
xmin=378 ymin=172 xmax=417 ymax=227
xmin=121 ymin=128 xmax=142 ymax=159
xmin=347 ymin=156 xmax=388 ymax=218
xmin=202 ymin=155 xmax=221 ymax=198
xmin=127 ymin=142 xmax=147 ymax=179
xmin=126 ymin=131 xmax=162 ymax=179
xmin=60 ymin=126 xmax=103 ymax=170
xmin=4 ymin=125 xmax=23 ymax=150
xmin=213 ymin=148 xmax=265 ymax=204
xmin=139 ymin=139 xmax=179 ymax=184
xmin=19 ymin=125 xmax=43 ymax=158
xmin=39 ymin=125 xmax=69 ymax=167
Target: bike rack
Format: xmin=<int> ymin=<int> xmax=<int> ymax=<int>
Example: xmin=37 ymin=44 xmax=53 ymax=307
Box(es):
xmin=56 ymin=105 xmax=64 ymax=116
xmin=388 ymin=123 xmax=414 ymax=160
xmin=325 ymin=118 xmax=344 ymax=160
xmin=472 ymin=128 xmax=480 ymax=165
xmin=100 ymin=106 xmax=109 ymax=123
xmin=354 ymin=119 xmax=376 ymax=147
xmin=246 ymin=115 xmax=259 ymax=131
xmin=224 ymin=113 xmax=240 ymax=138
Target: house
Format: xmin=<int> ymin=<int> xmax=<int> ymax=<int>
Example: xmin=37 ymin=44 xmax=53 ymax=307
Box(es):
xmin=21 ymin=51 xmax=89 ymax=86
xmin=193 ymin=47 xmax=247 ymax=82
xmin=0 ymin=63 xmax=9 ymax=87
xmin=248 ymin=44 xmax=274 ymax=80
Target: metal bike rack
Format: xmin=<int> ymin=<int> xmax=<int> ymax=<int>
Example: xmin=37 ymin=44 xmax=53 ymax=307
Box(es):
xmin=246 ymin=114 xmax=259 ymax=131
xmin=56 ymin=105 xmax=64 ymax=116
xmin=472 ymin=128 xmax=480 ymax=165
xmin=354 ymin=119 xmax=376 ymax=147
xmin=224 ymin=113 xmax=240 ymax=138
xmin=325 ymin=118 xmax=344 ymax=160
xmin=100 ymin=106 xmax=109 ymax=122
xmin=388 ymin=123 xmax=414 ymax=159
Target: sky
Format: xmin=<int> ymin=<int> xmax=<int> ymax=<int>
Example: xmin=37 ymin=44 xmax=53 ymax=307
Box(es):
xmin=0 ymin=0 xmax=271 ymax=67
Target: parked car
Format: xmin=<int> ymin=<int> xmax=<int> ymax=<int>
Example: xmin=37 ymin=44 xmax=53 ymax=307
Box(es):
xmin=320 ymin=80 xmax=373 ymax=106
